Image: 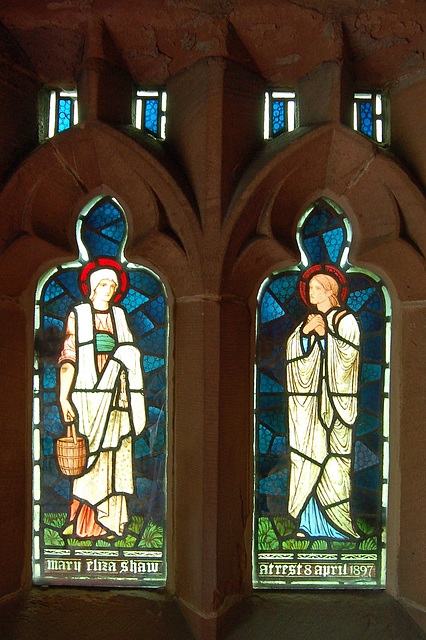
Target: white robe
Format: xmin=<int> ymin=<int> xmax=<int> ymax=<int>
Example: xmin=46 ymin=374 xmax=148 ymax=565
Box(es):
xmin=71 ymin=303 xmax=146 ymax=535
xmin=286 ymin=308 xmax=360 ymax=537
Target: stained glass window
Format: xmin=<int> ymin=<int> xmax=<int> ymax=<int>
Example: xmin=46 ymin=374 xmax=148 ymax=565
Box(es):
xmin=135 ymin=90 xmax=167 ymax=139
xmin=45 ymin=90 xmax=78 ymax=138
xmin=264 ymin=91 xmax=296 ymax=139
xmin=33 ymin=196 xmax=168 ymax=587
xmin=254 ymin=198 xmax=390 ymax=588
xmin=353 ymin=93 xmax=385 ymax=143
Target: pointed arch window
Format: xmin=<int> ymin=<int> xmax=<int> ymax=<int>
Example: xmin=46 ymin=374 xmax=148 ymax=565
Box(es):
xmin=253 ymin=198 xmax=391 ymax=588
xmin=32 ymin=196 xmax=168 ymax=587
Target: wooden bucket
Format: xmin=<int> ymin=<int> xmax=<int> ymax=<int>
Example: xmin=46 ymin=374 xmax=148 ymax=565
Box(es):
xmin=57 ymin=424 xmax=86 ymax=476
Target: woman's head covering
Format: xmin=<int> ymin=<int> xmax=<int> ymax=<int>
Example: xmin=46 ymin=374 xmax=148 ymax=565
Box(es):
xmin=89 ymin=268 xmax=119 ymax=298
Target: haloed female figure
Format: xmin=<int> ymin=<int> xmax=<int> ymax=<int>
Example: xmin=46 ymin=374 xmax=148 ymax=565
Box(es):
xmin=286 ymin=273 xmax=360 ymax=538
xmin=58 ymin=268 xmax=146 ymax=538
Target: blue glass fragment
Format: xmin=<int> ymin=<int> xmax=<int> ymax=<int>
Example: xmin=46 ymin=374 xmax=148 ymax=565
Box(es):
xmin=260 ymin=373 xmax=283 ymax=393
xmin=57 ymin=99 xmax=71 ymax=132
xmin=122 ymin=289 xmax=150 ymax=313
xmin=354 ymin=441 xmax=379 ymax=471
xmin=261 ymin=292 xmax=285 ymax=323
xmin=360 ymin=101 xmax=373 ymax=137
xmin=259 ymin=424 xmax=273 ymax=454
xmin=259 ymin=469 xmax=288 ymax=495
xmin=145 ymin=99 xmax=159 ymax=134
xmin=323 ymin=227 xmax=344 ymax=263
xmin=272 ymin=99 xmax=285 ymax=134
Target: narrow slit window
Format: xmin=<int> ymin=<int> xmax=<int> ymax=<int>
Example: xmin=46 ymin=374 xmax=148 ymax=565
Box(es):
xmin=46 ymin=90 xmax=78 ymax=138
xmin=353 ymin=93 xmax=385 ymax=144
xmin=33 ymin=196 xmax=168 ymax=587
xmin=135 ymin=90 xmax=167 ymax=139
xmin=253 ymin=198 xmax=391 ymax=589
xmin=264 ymin=91 xmax=297 ymax=139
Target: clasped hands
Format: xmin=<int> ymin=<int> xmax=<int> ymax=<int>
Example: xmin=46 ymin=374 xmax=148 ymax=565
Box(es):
xmin=302 ymin=313 xmax=326 ymax=337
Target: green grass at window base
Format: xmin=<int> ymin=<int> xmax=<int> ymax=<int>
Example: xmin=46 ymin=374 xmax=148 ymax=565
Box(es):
xmin=128 ymin=515 xmax=144 ymax=535
xmin=115 ymin=534 xmax=137 ymax=548
xmin=359 ymin=537 xmax=377 ymax=550
xmin=331 ymin=541 xmax=356 ymax=551
xmin=67 ymin=538 xmax=92 ymax=547
xmin=138 ymin=522 xmax=163 ymax=549
xmin=44 ymin=512 xmax=67 ymax=529
xmin=96 ymin=539 xmax=111 ymax=548
xmin=44 ymin=528 xmax=65 ymax=547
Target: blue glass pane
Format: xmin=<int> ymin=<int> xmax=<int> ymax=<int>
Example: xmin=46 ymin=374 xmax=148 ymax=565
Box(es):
xmin=145 ymin=296 xmax=165 ymax=324
xmin=136 ymin=477 xmax=154 ymax=500
xmin=360 ymin=310 xmax=382 ymax=333
xmin=44 ymin=281 xmax=64 ymax=302
xmin=304 ymin=208 xmax=335 ymax=235
xmin=363 ymin=335 xmax=383 ymax=361
xmin=361 ymin=364 xmax=382 ymax=382
xmin=135 ymin=436 xmax=151 ymax=458
xmin=43 ymin=365 xmax=56 ymax=389
xmin=148 ymin=424 xmax=165 ymax=452
xmin=89 ymin=201 xmax=122 ymax=228
xmin=261 ymin=291 xmax=285 ymax=323
xmin=45 ymin=294 xmax=74 ymax=319
xmin=260 ymin=373 xmax=284 ymax=393
xmin=259 ymin=424 xmax=273 ymax=454
xmin=355 ymin=467 xmax=380 ymax=491
xmin=272 ymin=100 xmax=285 ymax=134
xmin=129 ymin=310 xmax=155 ymax=335
xmin=122 ymin=288 xmax=150 ymax=313
xmin=269 ymin=277 xmax=297 ymax=303
xmin=83 ymin=229 xmax=118 ymax=257
xmin=148 ymin=406 xmax=165 ymax=424
xmin=360 ymin=101 xmax=373 ymax=137
xmin=347 ymin=287 xmax=376 ymax=312
xmin=367 ymin=295 xmax=382 ymax=312
xmin=138 ymin=328 xmax=165 ymax=355
xmin=145 ymin=99 xmax=159 ymax=134
xmin=270 ymin=436 xmax=286 ymax=456
xmin=323 ymin=227 xmax=344 ymax=263
xmin=54 ymin=479 xmax=70 ymax=499
xmin=356 ymin=413 xmax=380 ymax=436
xmin=260 ymin=470 xmax=288 ymax=495
xmin=44 ymin=317 xmax=63 ymax=331
xmin=258 ymin=394 xmax=283 ymax=409
xmin=57 ymin=99 xmax=72 ymax=132
xmin=304 ymin=235 xmax=328 ymax=262
xmin=354 ymin=441 xmax=379 ymax=471
xmin=360 ymin=384 xmax=382 ymax=413
xmin=43 ymin=405 xmax=62 ymax=435
xmin=44 ymin=392 xmax=56 ymax=403
xmin=258 ymin=409 xmax=284 ymax=433
xmin=353 ymin=490 xmax=379 ymax=515
xmin=129 ymin=272 xmax=161 ymax=297
xmin=143 ymin=355 xmax=165 ymax=372
xmin=43 ymin=435 xmax=54 ymax=456
xmin=101 ymin=221 xmax=125 ymax=242
xmin=44 ymin=458 xmax=60 ymax=485
xmin=57 ymin=272 xmax=80 ymax=299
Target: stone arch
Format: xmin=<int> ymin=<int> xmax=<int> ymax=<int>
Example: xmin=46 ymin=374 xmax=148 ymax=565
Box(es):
xmin=219 ymin=121 xmax=425 ymax=598
xmin=0 ymin=120 xmax=202 ymax=597
xmin=0 ymin=121 xmax=202 ymax=301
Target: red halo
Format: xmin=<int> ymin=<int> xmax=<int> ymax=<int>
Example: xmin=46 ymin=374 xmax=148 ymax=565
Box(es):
xmin=79 ymin=258 xmax=127 ymax=303
xmin=299 ymin=264 xmax=347 ymax=306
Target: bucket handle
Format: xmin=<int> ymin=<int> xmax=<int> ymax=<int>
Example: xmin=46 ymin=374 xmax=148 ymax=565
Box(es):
xmin=66 ymin=423 xmax=78 ymax=444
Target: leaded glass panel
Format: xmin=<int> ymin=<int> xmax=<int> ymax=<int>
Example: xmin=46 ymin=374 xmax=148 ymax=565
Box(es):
xmin=264 ymin=91 xmax=296 ymax=139
xmin=353 ymin=93 xmax=385 ymax=143
xmin=135 ymin=90 xmax=167 ymax=139
xmin=254 ymin=198 xmax=390 ymax=588
xmin=33 ymin=196 xmax=168 ymax=587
